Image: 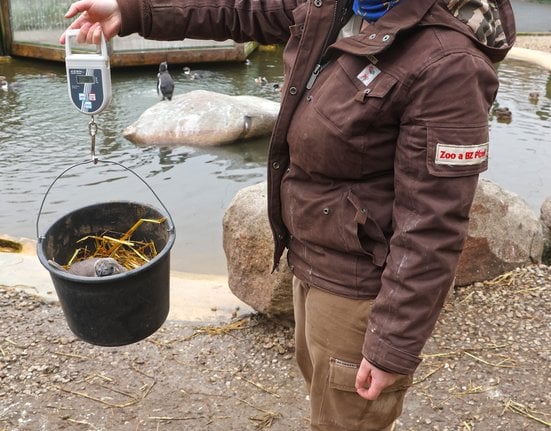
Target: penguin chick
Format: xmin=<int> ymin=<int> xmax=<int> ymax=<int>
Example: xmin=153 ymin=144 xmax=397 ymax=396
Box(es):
xmin=94 ymin=258 xmax=127 ymax=277
xmin=49 ymin=257 xmax=127 ymax=277
xmin=157 ymin=61 xmax=175 ymax=101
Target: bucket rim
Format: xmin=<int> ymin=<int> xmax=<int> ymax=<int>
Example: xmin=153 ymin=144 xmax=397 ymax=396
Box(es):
xmin=37 ymin=200 xmax=176 ymax=284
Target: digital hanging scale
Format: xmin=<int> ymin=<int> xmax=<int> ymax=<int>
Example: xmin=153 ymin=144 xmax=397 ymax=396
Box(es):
xmin=65 ymin=29 xmax=112 ymax=115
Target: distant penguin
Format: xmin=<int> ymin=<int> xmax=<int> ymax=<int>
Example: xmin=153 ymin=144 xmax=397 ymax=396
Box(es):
xmin=0 ymin=76 xmax=9 ymax=91
xmin=182 ymin=66 xmax=201 ymax=80
xmin=157 ymin=61 xmax=175 ymax=101
xmin=255 ymin=76 xmax=268 ymax=86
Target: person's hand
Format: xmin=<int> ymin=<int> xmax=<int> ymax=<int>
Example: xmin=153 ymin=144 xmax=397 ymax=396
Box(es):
xmin=59 ymin=0 xmax=122 ymax=45
xmin=355 ymin=358 xmax=400 ymax=400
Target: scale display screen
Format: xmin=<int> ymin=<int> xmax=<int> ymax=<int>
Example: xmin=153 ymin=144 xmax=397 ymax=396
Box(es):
xmin=76 ymin=75 xmax=96 ymax=84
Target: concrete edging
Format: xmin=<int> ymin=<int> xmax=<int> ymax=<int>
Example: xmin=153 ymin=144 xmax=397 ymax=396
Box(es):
xmin=506 ymin=46 xmax=551 ymax=71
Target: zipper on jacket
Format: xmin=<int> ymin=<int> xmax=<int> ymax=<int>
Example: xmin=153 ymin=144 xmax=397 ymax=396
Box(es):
xmin=305 ymin=0 xmax=353 ymax=90
xmin=306 ymin=63 xmax=325 ymax=89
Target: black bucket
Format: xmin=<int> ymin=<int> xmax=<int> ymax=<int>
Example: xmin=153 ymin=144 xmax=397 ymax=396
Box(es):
xmin=38 ymin=197 xmax=175 ymax=346
xmin=36 ymin=157 xmax=176 ymax=346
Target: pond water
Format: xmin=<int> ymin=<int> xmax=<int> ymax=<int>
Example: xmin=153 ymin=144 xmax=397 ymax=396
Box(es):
xmin=1 ymin=49 xmax=550 ymax=276
xmin=510 ymin=0 xmax=551 ymax=33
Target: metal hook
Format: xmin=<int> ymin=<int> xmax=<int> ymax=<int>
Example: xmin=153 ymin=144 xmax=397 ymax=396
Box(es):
xmin=88 ymin=116 xmax=98 ymax=164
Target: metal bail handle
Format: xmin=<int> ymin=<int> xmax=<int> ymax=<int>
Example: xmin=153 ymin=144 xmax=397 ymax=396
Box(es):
xmin=36 ymin=159 xmax=176 ymax=240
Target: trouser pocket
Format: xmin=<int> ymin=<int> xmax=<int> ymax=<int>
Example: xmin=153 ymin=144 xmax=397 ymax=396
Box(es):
xmin=316 ymin=357 xmax=411 ymax=431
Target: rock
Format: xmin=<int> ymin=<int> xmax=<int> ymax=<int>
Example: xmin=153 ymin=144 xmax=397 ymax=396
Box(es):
xmin=223 ymin=179 xmax=546 ymax=315
xmin=506 ymin=47 xmax=551 ymax=71
xmin=123 ymin=90 xmax=280 ymax=146
xmin=455 ymin=179 xmax=545 ymax=286
xmin=223 ymin=182 xmax=293 ymax=321
xmin=540 ymin=195 xmax=551 ymax=232
xmin=540 ymin=195 xmax=551 ymax=264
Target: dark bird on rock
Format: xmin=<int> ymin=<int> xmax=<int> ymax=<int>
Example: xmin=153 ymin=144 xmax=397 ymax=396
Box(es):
xmin=157 ymin=61 xmax=175 ymax=101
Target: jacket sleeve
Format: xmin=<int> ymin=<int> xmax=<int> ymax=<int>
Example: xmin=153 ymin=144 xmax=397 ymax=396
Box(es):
xmin=117 ymin=0 xmax=298 ymax=45
xmin=362 ymin=50 xmax=500 ymax=375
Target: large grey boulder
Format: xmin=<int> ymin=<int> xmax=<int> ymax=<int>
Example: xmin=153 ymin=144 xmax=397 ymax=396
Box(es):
xmin=455 ymin=179 xmax=545 ymax=286
xmin=123 ymin=90 xmax=280 ymax=147
xmin=222 ymin=182 xmax=293 ymax=321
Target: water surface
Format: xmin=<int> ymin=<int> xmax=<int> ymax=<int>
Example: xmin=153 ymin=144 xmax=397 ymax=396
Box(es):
xmin=1 ymin=49 xmax=283 ymax=275
xmin=1 ymin=51 xmax=549 ymax=275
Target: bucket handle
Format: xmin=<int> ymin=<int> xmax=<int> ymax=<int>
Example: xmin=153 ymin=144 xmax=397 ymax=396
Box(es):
xmin=36 ymin=159 xmax=175 ymax=239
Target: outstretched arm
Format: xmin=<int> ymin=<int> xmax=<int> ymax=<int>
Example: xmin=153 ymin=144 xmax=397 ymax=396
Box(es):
xmin=61 ymin=0 xmax=295 ymax=47
xmin=59 ymin=0 xmax=122 ymax=45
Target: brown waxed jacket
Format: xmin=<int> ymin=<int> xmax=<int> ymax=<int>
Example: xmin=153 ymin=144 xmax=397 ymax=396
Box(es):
xmin=118 ymin=0 xmax=516 ymax=374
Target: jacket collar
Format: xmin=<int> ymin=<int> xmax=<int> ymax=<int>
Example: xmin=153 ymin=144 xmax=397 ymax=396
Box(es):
xmin=328 ymin=0 xmax=515 ymax=62
xmin=328 ymin=0 xmax=439 ymax=56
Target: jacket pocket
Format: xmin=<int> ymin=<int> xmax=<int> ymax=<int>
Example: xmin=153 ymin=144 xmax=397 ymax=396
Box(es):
xmin=347 ymin=191 xmax=389 ymax=267
xmin=312 ymin=55 xmax=398 ymax=137
xmin=426 ymin=125 xmax=489 ymax=177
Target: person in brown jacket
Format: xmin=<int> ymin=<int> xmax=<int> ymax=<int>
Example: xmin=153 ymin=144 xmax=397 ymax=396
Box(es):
xmin=61 ymin=0 xmax=516 ymax=428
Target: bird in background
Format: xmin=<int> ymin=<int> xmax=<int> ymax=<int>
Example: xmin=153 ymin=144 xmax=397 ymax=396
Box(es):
xmin=255 ymin=76 xmax=268 ymax=86
xmin=157 ymin=61 xmax=175 ymax=101
xmin=182 ymin=66 xmax=202 ymax=80
xmin=0 ymin=75 xmax=9 ymax=91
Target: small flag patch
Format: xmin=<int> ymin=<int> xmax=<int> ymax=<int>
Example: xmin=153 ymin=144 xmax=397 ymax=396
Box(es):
xmin=357 ymin=64 xmax=381 ymax=86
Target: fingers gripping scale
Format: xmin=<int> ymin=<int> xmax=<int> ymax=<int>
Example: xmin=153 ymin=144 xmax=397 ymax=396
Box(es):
xmin=65 ymin=30 xmax=112 ymax=115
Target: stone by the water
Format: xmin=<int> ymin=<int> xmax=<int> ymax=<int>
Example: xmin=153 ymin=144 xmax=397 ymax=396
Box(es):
xmin=123 ymin=90 xmax=280 ymax=147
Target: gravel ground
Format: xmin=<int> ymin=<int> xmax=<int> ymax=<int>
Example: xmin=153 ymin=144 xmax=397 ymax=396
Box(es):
xmin=1 ymin=263 xmax=550 ymax=431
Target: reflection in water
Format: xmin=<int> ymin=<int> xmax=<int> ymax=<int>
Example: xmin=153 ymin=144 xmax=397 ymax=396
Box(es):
xmin=0 ymin=51 xmax=549 ymax=275
xmin=484 ymin=60 xmax=551 ymax=214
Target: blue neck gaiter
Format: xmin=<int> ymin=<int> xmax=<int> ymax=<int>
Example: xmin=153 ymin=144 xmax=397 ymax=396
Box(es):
xmin=352 ymin=0 xmax=402 ymax=22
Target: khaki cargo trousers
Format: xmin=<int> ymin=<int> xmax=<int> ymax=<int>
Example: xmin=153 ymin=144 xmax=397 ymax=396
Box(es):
xmin=293 ymin=277 xmax=412 ymax=431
